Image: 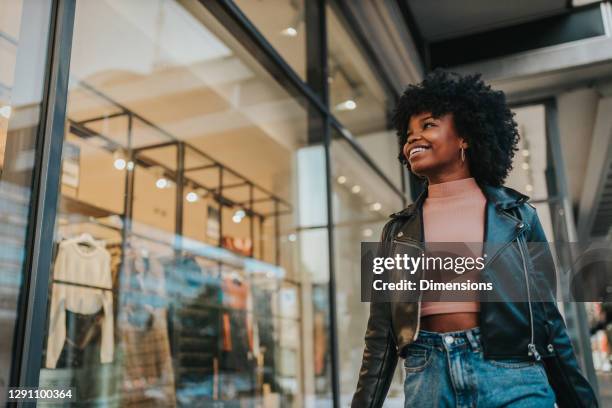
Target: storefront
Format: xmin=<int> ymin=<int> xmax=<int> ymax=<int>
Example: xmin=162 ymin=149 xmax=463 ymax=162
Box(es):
xmin=1 ymin=0 xmax=409 ymax=406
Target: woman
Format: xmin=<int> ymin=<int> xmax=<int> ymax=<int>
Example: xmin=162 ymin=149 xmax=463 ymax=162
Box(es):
xmin=352 ymin=71 xmax=597 ymax=408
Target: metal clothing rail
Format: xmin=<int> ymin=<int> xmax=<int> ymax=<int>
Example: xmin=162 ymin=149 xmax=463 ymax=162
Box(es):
xmin=52 ymin=279 xmax=112 ymax=292
xmin=68 ymin=83 xmax=292 ymax=264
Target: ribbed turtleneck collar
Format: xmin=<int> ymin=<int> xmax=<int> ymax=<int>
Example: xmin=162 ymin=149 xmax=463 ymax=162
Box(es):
xmin=427 ymin=177 xmax=480 ymax=199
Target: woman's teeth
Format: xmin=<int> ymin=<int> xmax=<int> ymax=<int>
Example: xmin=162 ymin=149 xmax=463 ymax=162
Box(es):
xmin=410 ymin=147 xmax=429 ymax=157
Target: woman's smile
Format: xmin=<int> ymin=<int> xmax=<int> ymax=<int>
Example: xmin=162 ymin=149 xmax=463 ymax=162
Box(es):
xmin=408 ymin=144 xmax=431 ymax=161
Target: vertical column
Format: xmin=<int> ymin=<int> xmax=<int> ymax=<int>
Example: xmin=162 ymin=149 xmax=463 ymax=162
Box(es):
xmin=13 ymin=0 xmax=76 ymax=390
xmin=175 ymin=142 xmax=185 ymax=252
xmin=306 ymin=1 xmax=340 ymax=407
xmin=545 ymin=99 xmax=599 ymax=395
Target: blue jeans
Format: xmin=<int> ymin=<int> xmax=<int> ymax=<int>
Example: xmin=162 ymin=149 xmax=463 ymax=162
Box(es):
xmin=403 ymin=327 xmax=556 ymax=408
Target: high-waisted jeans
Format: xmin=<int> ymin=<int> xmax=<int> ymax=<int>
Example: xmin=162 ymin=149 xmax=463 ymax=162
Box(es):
xmin=403 ymin=327 xmax=556 ymax=408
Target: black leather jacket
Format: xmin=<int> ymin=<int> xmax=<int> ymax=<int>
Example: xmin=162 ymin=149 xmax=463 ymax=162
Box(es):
xmin=352 ymin=184 xmax=597 ymax=408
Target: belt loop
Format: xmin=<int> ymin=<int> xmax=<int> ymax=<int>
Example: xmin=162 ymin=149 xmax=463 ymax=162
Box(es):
xmin=466 ymin=329 xmax=480 ymax=352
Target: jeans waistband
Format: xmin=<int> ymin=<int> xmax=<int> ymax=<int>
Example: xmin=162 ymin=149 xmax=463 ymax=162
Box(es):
xmin=414 ymin=327 xmax=481 ymax=351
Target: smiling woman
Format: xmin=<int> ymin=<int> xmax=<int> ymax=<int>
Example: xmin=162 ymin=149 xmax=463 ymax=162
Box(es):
xmin=352 ymin=70 xmax=598 ymax=408
xmin=403 ymin=112 xmax=470 ymax=185
xmin=392 ymin=69 xmax=520 ymax=187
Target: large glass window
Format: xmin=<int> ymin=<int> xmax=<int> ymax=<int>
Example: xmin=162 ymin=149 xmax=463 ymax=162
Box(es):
xmin=326 ymin=6 xmax=402 ymax=190
xmin=38 ymin=1 xmax=327 ymax=406
xmin=0 ymin=0 xmax=52 ymax=402
xmin=330 ymin=130 xmax=404 ymax=405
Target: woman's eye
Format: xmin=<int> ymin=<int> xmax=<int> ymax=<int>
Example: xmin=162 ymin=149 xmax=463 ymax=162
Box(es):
xmin=423 ymin=122 xmax=435 ymax=129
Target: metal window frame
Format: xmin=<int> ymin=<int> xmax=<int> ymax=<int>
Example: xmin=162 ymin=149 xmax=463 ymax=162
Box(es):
xmin=11 ymin=0 xmax=76 ymax=393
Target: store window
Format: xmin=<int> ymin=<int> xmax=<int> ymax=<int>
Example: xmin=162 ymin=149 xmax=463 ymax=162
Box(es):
xmin=38 ymin=0 xmax=326 ymax=406
xmin=234 ymin=0 xmax=306 ymax=80
xmin=326 ymin=6 xmax=402 ymax=190
xmin=330 ymin=131 xmax=405 ymax=405
xmin=0 ymin=0 xmax=52 ymax=401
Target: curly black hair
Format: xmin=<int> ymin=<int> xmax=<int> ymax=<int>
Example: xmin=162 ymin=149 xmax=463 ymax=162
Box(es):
xmin=392 ymin=69 xmax=519 ymax=187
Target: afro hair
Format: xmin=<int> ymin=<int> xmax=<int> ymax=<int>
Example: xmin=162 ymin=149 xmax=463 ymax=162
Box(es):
xmin=392 ymin=70 xmax=520 ymax=187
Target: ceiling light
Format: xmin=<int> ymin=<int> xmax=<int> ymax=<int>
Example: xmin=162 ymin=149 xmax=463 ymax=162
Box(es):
xmin=232 ymin=209 xmax=246 ymax=224
xmin=186 ymin=191 xmax=199 ymax=203
xmin=113 ymin=158 xmax=126 ymax=170
xmin=156 ymin=177 xmax=169 ymax=189
xmin=521 ymin=162 xmax=530 ymax=170
xmin=337 ymin=175 xmax=346 ymax=184
xmin=522 ymin=149 xmax=530 ymax=157
xmin=281 ymin=27 xmax=298 ymax=37
xmin=126 ymin=161 xmax=135 ymax=171
xmin=113 ymin=150 xmax=127 ymax=170
xmin=0 ymin=105 xmax=11 ymax=119
xmin=288 ymin=233 xmax=297 ymax=242
xmin=525 ymin=184 xmax=533 ymax=192
xmin=335 ymin=99 xmax=357 ymax=111
xmin=351 ymin=185 xmax=361 ymax=194
xmin=362 ymin=228 xmax=373 ymax=238
xmin=370 ymin=202 xmax=382 ymax=211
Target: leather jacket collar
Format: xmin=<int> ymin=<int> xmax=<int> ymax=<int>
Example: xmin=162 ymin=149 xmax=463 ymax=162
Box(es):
xmin=388 ymin=182 xmax=532 ymax=250
xmin=390 ymin=182 xmax=530 ymax=219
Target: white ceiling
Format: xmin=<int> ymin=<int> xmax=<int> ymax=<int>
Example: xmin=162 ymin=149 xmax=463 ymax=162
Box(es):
xmin=406 ymin=0 xmax=568 ymax=42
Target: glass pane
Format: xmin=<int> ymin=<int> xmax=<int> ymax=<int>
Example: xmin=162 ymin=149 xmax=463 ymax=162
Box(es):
xmin=234 ymin=0 xmax=306 ymax=80
xmin=330 ymin=132 xmax=404 ymax=405
xmin=507 ymin=105 xmax=550 ymax=202
xmin=326 ymin=6 xmax=402 ymax=190
xmin=39 ymin=1 xmax=326 ymax=406
xmin=0 ymin=0 xmax=51 ymax=402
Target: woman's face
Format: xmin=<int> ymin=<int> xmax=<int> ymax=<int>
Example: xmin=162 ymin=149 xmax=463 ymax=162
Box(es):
xmin=403 ymin=112 xmax=469 ymax=182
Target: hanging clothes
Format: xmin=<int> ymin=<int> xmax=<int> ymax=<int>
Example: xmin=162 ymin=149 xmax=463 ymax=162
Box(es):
xmin=219 ymin=273 xmax=257 ymax=403
xmin=118 ymin=245 xmax=176 ymax=407
xmin=164 ymin=255 xmax=223 ymax=405
xmin=45 ymin=237 xmax=114 ymax=369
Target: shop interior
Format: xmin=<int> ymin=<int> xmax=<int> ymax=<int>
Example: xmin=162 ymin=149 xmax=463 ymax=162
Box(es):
xmin=37 ymin=0 xmax=313 ymax=406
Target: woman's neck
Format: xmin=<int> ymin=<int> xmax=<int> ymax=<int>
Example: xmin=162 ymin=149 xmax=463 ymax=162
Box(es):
xmin=426 ymin=177 xmax=479 ymax=198
xmin=426 ymin=167 xmax=471 ymax=185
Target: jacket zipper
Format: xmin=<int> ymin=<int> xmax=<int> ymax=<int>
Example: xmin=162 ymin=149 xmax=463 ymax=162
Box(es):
xmin=517 ymin=232 xmax=541 ymax=361
xmin=391 ymin=238 xmax=424 ymax=341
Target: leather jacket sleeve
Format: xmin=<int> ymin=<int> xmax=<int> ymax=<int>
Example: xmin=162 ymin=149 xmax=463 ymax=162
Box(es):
xmin=528 ymin=211 xmax=598 ymax=408
xmin=351 ymin=223 xmax=399 ymax=408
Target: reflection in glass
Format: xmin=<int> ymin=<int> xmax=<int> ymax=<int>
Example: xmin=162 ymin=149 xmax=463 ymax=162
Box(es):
xmin=234 ymin=0 xmax=306 ymax=80
xmin=0 ymin=0 xmax=51 ymax=402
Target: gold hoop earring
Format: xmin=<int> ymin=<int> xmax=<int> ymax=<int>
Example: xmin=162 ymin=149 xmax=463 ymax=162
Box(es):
xmin=461 ymin=147 xmax=465 ymax=162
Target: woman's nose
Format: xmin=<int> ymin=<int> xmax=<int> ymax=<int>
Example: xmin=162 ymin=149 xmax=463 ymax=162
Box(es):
xmin=407 ymin=134 xmax=420 ymax=145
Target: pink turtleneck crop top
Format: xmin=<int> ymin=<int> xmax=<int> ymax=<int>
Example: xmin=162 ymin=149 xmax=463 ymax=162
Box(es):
xmin=420 ymin=177 xmax=486 ymax=317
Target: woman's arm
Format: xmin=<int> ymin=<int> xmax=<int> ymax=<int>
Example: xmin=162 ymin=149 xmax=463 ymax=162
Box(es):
xmin=351 ymin=300 xmax=398 ymax=408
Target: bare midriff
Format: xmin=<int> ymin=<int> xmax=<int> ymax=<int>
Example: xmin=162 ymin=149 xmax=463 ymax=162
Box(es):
xmin=421 ymin=312 xmax=479 ymax=332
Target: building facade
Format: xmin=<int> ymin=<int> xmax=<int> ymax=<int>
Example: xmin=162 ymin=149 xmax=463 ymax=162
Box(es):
xmin=2 ymin=0 xmax=612 ymax=406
